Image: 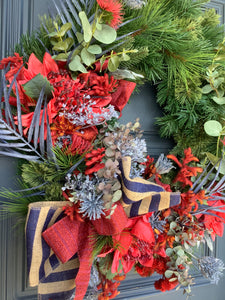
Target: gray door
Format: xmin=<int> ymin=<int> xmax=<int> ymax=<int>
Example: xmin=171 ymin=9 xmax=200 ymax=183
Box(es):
xmin=1 ymin=1 xmax=225 ymax=299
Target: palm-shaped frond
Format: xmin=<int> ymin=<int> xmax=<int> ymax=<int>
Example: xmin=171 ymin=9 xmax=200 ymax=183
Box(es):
xmin=0 ymin=69 xmax=54 ymax=162
xmin=191 ymin=160 xmax=225 ymax=219
xmin=49 ymin=0 xmax=95 ymax=39
xmin=49 ymin=0 xmax=140 ymax=53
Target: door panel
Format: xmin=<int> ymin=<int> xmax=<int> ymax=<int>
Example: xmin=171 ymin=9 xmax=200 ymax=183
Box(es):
xmin=1 ymin=1 xmax=225 ymax=299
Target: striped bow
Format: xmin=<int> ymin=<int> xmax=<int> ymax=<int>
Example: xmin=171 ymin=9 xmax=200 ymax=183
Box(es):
xmin=26 ymin=202 xmax=79 ymax=300
xmin=120 ymin=156 xmax=180 ymax=217
xmin=26 ymin=157 xmax=180 ymax=300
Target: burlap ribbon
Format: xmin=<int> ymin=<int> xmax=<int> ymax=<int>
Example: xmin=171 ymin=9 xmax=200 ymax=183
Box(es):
xmin=26 ymin=157 xmax=180 ymax=300
xmin=119 ymin=157 xmax=180 ymax=217
xmin=26 ymin=202 xmax=79 ymax=300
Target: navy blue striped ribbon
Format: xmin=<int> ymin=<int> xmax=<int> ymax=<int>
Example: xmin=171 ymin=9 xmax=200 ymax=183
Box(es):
xmin=119 ymin=157 xmax=180 ymax=217
xmin=26 ymin=202 xmax=79 ymax=300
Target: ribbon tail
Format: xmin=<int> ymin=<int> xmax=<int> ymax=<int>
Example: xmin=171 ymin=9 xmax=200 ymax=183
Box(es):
xmin=74 ymin=222 xmax=95 ymax=300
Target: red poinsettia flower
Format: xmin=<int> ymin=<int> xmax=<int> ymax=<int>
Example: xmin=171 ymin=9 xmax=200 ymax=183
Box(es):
xmin=96 ymin=0 xmax=123 ymax=28
xmin=111 ymin=213 xmax=155 ymax=274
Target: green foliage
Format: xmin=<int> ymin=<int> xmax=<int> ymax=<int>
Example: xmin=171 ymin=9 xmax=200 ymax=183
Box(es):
xmin=0 ymin=181 xmax=45 ymax=223
xmin=22 ymin=74 xmax=54 ymax=100
xmin=118 ymin=0 xmax=225 ymax=158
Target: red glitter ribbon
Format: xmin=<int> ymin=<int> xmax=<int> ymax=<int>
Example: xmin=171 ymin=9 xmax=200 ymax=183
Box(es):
xmin=42 ymin=203 xmax=128 ymax=300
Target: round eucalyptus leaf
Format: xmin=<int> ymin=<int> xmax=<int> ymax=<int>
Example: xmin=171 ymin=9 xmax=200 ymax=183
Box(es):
xmin=53 ymin=40 xmax=69 ymax=51
xmin=202 ymin=84 xmax=213 ymax=94
xmin=81 ymin=48 xmax=96 ymax=66
xmin=204 ymin=120 xmax=222 ymax=137
xmin=121 ymin=53 xmax=130 ymax=61
xmin=69 ymin=55 xmax=88 ymax=73
xmin=87 ymin=45 xmax=102 ymax=54
xmin=165 ymin=270 xmax=173 ymax=278
xmin=108 ymin=56 xmax=120 ymax=72
xmin=93 ymin=24 xmax=117 ymax=44
xmin=54 ymin=53 xmax=68 ymax=61
xmin=177 ymin=249 xmax=185 ymax=257
xmin=166 ymin=248 xmax=174 ymax=256
xmin=212 ymin=96 xmax=225 ymax=105
xmin=213 ymin=77 xmax=224 ymax=88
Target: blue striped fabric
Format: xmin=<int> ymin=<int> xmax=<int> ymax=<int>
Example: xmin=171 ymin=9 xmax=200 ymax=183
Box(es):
xmin=26 ymin=202 xmax=79 ymax=300
xmin=119 ymin=157 xmax=180 ymax=217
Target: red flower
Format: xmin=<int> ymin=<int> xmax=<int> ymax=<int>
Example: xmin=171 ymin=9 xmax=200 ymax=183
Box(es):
xmin=167 ymin=148 xmax=203 ymax=187
xmin=154 ymin=276 xmax=179 ymax=292
xmin=85 ymin=148 xmax=105 ymax=175
xmin=0 ymin=53 xmax=24 ymax=80
xmin=142 ymin=155 xmax=156 ymax=180
xmin=96 ymin=0 xmax=123 ymax=28
xmin=111 ymin=214 xmax=155 ymax=274
xmin=175 ymin=190 xmax=207 ymax=217
xmin=198 ymin=198 xmax=225 ymax=240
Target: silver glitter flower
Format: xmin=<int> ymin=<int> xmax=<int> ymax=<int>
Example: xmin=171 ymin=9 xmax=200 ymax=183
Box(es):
xmin=199 ymin=256 xmax=224 ymax=284
xmin=119 ymin=137 xmax=147 ymax=162
xmin=75 ymin=176 xmax=105 ymax=220
xmin=155 ymin=153 xmax=175 ymax=174
xmin=60 ymin=101 xmax=119 ymax=127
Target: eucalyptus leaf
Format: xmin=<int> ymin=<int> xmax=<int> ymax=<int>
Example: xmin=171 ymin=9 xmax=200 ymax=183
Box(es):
xmin=48 ymin=31 xmax=59 ymax=38
xmin=76 ymin=32 xmax=84 ymax=43
xmin=165 ymin=270 xmax=173 ymax=278
xmin=93 ymin=24 xmax=117 ymax=44
xmin=213 ymin=77 xmax=224 ymax=88
xmin=54 ymin=53 xmax=69 ymax=61
xmin=81 ymin=48 xmax=96 ymax=66
xmin=166 ymin=248 xmax=174 ymax=256
xmin=69 ymin=55 xmax=88 ymax=73
xmin=53 ymin=38 xmax=74 ymax=51
xmin=58 ymin=22 xmax=72 ymax=37
xmin=170 ymin=221 xmax=177 ymax=230
xmin=110 ymin=69 xmax=144 ymax=80
xmin=87 ymin=44 xmax=102 ymax=54
xmin=22 ymin=74 xmax=54 ymax=100
xmin=120 ymin=53 xmax=130 ymax=62
xmin=108 ymin=56 xmax=120 ymax=72
xmin=177 ymin=249 xmax=185 ymax=257
xmin=204 ymin=120 xmax=222 ymax=137
xmin=212 ymin=96 xmax=225 ymax=105
xmin=79 ymin=11 xmax=92 ymax=43
xmin=112 ymin=190 xmax=122 ymax=202
xmin=206 ymin=152 xmax=225 ymax=175
xmin=202 ymin=84 xmax=213 ymax=94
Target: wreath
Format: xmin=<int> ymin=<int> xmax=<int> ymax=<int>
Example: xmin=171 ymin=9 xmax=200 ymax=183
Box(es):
xmin=1 ymin=0 xmax=225 ymax=299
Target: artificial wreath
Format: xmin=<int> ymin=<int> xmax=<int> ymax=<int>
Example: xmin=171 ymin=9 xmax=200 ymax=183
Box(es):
xmin=1 ymin=0 xmax=225 ymax=299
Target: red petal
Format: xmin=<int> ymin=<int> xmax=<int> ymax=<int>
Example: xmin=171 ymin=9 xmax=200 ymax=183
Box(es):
xmin=131 ymin=218 xmax=155 ymax=243
xmin=43 ymin=52 xmax=59 ymax=76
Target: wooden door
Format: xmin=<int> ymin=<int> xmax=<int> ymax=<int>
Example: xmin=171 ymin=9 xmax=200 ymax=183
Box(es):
xmin=1 ymin=1 xmax=225 ymax=299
